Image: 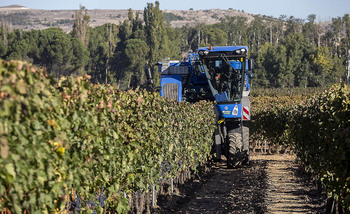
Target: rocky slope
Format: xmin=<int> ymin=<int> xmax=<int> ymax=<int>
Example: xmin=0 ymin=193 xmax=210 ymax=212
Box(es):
xmin=0 ymin=5 xmax=255 ymax=32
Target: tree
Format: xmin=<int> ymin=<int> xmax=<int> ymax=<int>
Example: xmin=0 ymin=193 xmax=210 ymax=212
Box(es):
xmin=282 ymin=33 xmax=311 ymax=87
xmin=125 ymin=39 xmax=150 ymax=87
xmin=323 ymin=17 xmax=343 ymax=56
xmin=70 ymin=37 xmax=88 ymax=75
xmin=201 ymin=25 xmax=228 ymax=46
xmin=285 ymin=16 xmax=303 ymax=35
xmin=343 ymin=14 xmax=350 ymax=83
xmin=271 ymin=16 xmax=286 ymax=45
xmin=0 ymin=20 xmax=9 ymax=57
xmin=299 ymin=59 xmax=311 ymax=88
xmin=254 ymin=42 xmax=270 ymax=87
xmin=111 ymin=9 xmax=145 ymax=89
xmin=144 ymin=1 xmax=169 ymax=85
xmin=218 ymin=16 xmax=248 ymax=46
xmin=247 ymin=16 xmax=268 ymax=53
xmin=87 ymin=24 xmax=119 ymax=84
xmin=331 ymin=55 xmax=346 ymax=84
xmin=2 ymin=27 xmax=87 ymax=79
xmin=275 ymin=45 xmax=292 ymax=87
xmin=87 ymin=29 xmax=108 ymax=83
xmin=302 ymin=14 xmax=321 ymax=46
xmin=131 ymin=11 xmax=145 ymax=40
xmin=165 ymin=26 xmax=181 ymax=60
xmin=38 ymin=28 xmax=74 ymax=79
xmin=72 ymin=5 xmax=90 ymax=47
xmin=179 ymin=24 xmax=202 ymax=53
xmin=256 ymin=42 xmax=288 ymax=87
xmin=6 ymin=30 xmax=30 ymax=60
xmin=310 ymin=46 xmax=335 ymax=86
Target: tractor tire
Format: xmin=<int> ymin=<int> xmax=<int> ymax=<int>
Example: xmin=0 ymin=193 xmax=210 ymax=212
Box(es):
xmin=242 ymin=126 xmax=250 ymax=165
xmin=226 ymin=128 xmax=243 ymax=168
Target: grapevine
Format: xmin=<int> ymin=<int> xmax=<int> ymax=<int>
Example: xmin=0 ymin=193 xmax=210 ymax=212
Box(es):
xmin=250 ymin=85 xmax=350 ymax=211
xmin=0 ymin=60 xmax=216 ymax=213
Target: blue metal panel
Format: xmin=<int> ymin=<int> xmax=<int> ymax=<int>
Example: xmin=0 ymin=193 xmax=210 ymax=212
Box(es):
xmin=230 ymin=61 xmax=241 ymax=69
xmin=215 ymin=92 xmax=228 ymax=102
xmin=198 ymin=46 xmax=248 ymax=52
xmin=245 ymin=74 xmax=250 ymax=91
xmin=160 ymin=75 xmax=182 ymax=101
xmin=216 ymin=103 xmax=242 ymax=119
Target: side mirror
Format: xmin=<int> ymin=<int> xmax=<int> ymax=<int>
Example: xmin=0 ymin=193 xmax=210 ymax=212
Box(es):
xmin=248 ymin=59 xmax=254 ymax=71
xmin=144 ymin=66 xmax=156 ymax=91
xmin=248 ymin=71 xmax=255 ymax=79
xmin=144 ymin=66 xmax=153 ymax=84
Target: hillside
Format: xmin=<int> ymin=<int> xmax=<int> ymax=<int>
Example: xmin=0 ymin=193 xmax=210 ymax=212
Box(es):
xmin=0 ymin=5 xmax=255 ymax=32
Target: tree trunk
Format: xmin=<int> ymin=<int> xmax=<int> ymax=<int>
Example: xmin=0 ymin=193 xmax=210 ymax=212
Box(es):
xmin=347 ymin=49 xmax=350 ymax=83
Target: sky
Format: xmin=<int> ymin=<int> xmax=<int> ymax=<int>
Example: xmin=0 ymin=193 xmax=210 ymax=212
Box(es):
xmin=1 ymin=0 xmax=350 ymax=21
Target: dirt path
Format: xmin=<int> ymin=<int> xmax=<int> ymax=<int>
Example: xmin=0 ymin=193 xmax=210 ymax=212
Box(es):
xmin=155 ymin=154 xmax=327 ymax=214
xmin=254 ymin=155 xmax=323 ymax=213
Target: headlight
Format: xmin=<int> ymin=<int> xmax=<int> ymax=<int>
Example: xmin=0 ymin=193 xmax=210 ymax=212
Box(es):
xmin=235 ymin=48 xmax=246 ymax=55
xmin=198 ymin=51 xmax=209 ymax=55
xmin=232 ymin=105 xmax=239 ymax=116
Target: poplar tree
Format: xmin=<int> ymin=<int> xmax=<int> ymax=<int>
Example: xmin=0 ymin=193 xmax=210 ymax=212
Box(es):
xmin=219 ymin=16 xmax=248 ymax=46
xmin=302 ymin=14 xmax=321 ymax=46
xmin=0 ymin=20 xmax=9 ymax=57
xmin=247 ymin=16 xmax=267 ymax=53
xmin=330 ymin=17 xmax=344 ymax=56
xmin=72 ymin=5 xmax=90 ymax=47
xmin=283 ymin=33 xmax=308 ymax=87
xmin=144 ymin=1 xmax=169 ymax=85
xmin=343 ymin=14 xmax=350 ymax=83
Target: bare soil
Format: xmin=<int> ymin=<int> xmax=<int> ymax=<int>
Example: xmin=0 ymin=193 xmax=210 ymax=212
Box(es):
xmin=153 ymin=154 xmax=328 ymax=214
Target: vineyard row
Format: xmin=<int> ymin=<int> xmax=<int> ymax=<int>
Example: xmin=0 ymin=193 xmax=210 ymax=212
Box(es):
xmin=0 ymin=60 xmax=216 ymax=213
xmin=250 ymin=84 xmax=350 ymax=212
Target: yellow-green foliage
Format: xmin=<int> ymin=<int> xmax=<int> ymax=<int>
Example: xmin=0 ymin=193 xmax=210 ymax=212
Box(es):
xmin=0 ymin=60 xmax=216 ymax=213
xmin=251 ymin=85 xmax=350 ymax=211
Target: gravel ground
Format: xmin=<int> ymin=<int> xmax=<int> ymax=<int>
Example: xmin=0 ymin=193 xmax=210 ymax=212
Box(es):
xmin=154 ymin=154 xmax=328 ymax=214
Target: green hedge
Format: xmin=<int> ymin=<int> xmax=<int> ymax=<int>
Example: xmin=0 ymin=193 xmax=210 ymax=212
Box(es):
xmin=0 ymin=60 xmax=216 ymax=213
xmin=289 ymin=84 xmax=350 ymax=210
xmin=251 ymin=84 xmax=350 ymax=211
xmin=250 ymin=94 xmax=304 ymax=146
xmin=0 ymin=60 xmax=66 ymax=213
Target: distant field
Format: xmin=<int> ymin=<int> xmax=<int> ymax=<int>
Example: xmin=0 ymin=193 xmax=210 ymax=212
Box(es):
xmin=0 ymin=6 xmax=254 ymax=32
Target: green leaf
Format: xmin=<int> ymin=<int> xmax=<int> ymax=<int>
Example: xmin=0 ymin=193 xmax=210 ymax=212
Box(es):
xmin=5 ymin=162 xmax=16 ymax=181
xmin=0 ymin=137 xmax=9 ymax=159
